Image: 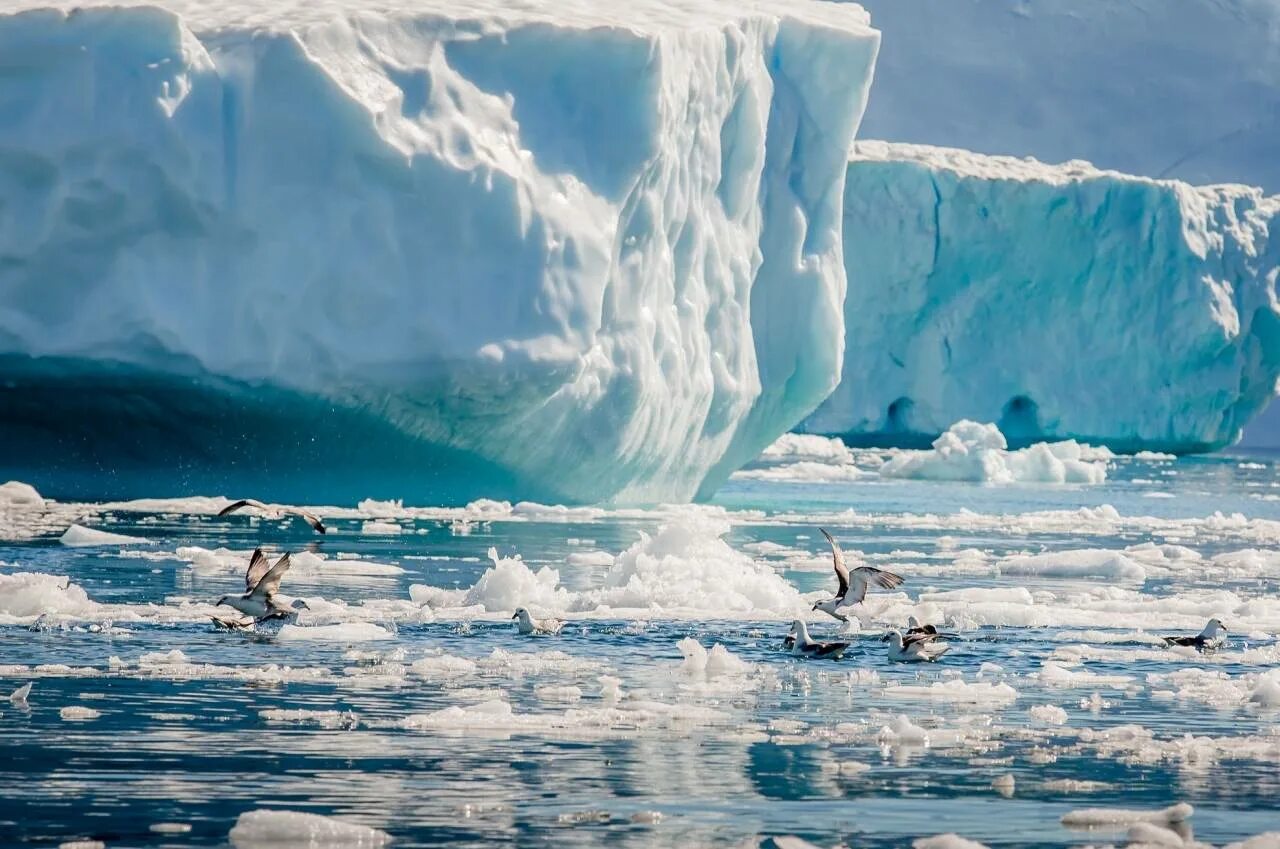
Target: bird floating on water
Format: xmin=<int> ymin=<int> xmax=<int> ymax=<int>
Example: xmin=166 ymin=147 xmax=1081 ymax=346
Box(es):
xmin=513 ymin=607 xmax=564 ymax=636
xmin=882 ymin=629 xmax=950 ymax=663
xmin=218 ymin=499 xmax=326 ymax=534
xmin=1162 ymin=618 xmax=1227 ymax=652
xmin=213 ymin=548 xmax=309 ymax=627
xmin=811 ymin=528 xmax=904 ymax=622
xmin=787 ymin=619 xmax=850 ymax=659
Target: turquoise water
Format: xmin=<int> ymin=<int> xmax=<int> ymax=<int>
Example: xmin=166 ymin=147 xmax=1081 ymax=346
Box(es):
xmin=1 ymin=448 xmax=1278 ymax=848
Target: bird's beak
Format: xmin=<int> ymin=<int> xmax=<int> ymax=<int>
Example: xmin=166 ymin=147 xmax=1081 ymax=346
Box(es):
xmin=511 ymin=613 xmax=519 ymax=619
xmin=216 ymin=597 xmax=227 ymax=607
xmin=810 ymin=603 xmax=818 ymax=611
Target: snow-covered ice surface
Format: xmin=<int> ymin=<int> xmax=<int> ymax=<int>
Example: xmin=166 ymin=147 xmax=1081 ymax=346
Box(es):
xmin=802 ymin=143 xmax=1280 ymax=453
xmin=0 ymin=0 xmax=878 ymax=506
xmin=4 ymin=446 xmax=1280 ymax=848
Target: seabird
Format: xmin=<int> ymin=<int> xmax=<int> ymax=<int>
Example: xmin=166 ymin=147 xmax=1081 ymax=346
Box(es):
xmin=787 ymin=620 xmax=850 ymax=659
xmin=1162 ymin=618 xmax=1227 ymax=652
xmin=214 ymin=548 xmax=308 ymax=624
xmin=218 ymin=499 xmax=326 ymax=534
xmin=811 ymin=528 xmax=904 ymax=622
xmin=9 ymin=682 xmax=31 ymax=706
xmin=881 ymin=629 xmax=950 ymax=663
xmin=906 ymin=615 xmax=939 ymax=636
xmin=512 ymin=607 xmax=564 ymax=636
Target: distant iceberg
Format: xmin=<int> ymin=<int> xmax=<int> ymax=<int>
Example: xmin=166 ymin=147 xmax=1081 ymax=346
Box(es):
xmin=0 ymin=0 xmax=879 ymax=503
xmin=803 ymin=143 xmax=1280 ymax=453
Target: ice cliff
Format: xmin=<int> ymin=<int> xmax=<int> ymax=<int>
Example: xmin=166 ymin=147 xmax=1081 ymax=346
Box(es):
xmin=803 ymin=143 xmax=1280 ymax=452
xmin=0 ymin=0 xmax=879 ymax=502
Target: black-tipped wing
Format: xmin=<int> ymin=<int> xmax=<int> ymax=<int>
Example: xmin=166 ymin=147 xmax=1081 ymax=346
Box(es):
xmin=820 ymin=529 xmax=850 ymax=598
xmin=845 ymin=566 xmax=904 ymax=604
xmin=811 ymin=641 xmax=849 ymax=658
xmin=1163 ymin=635 xmax=1197 ymax=647
xmin=249 ymin=553 xmax=292 ymax=600
xmin=901 ymin=631 xmax=943 ymax=648
xmin=290 ymin=508 xmax=326 ymax=534
xmin=907 ymin=624 xmax=940 ymax=636
xmin=219 ymin=498 xmax=268 ymax=518
xmin=244 ymin=548 xmax=272 ymax=593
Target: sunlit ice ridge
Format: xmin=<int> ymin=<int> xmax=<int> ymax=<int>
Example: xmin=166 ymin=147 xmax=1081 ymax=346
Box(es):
xmin=0 ymin=0 xmax=879 ymax=504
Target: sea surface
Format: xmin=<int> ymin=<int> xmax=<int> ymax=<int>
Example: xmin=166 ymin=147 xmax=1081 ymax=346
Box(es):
xmin=1 ymin=442 xmax=1279 ymax=848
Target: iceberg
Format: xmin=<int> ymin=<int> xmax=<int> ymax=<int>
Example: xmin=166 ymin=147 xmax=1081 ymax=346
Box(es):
xmin=803 ymin=143 xmax=1280 ymax=453
xmin=0 ymin=0 xmax=879 ymax=504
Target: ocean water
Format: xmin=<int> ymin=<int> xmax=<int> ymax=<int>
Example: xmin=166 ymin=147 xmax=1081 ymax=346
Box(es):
xmin=2 ymin=443 xmax=1279 ymax=848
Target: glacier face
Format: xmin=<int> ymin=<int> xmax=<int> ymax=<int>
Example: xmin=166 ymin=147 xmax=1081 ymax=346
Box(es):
xmin=803 ymin=142 xmax=1280 ymax=452
xmin=0 ymin=1 xmax=879 ymax=503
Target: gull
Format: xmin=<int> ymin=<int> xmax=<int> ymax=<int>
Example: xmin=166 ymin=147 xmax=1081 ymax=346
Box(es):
xmin=787 ymin=620 xmax=850 ymax=659
xmin=811 ymin=529 xmax=904 ymax=622
xmin=218 ymin=499 xmax=326 ymax=534
xmin=1162 ymin=618 xmax=1227 ymax=651
xmin=882 ymin=629 xmax=950 ymax=663
xmin=906 ymin=615 xmax=958 ymax=639
xmin=214 ymin=548 xmax=308 ymax=624
xmin=513 ymin=607 xmax=564 ymax=636
xmin=9 ymin=683 xmax=31 ymax=707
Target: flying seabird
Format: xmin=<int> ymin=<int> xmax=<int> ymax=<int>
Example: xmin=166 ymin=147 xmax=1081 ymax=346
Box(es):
xmin=218 ymin=499 xmax=326 ymax=534
xmin=513 ymin=607 xmax=564 ymax=636
xmin=214 ymin=548 xmax=308 ymax=624
xmin=9 ymin=682 xmax=31 ymax=706
xmin=787 ymin=620 xmax=850 ymax=659
xmin=1162 ymin=618 xmax=1227 ymax=652
xmin=811 ymin=528 xmax=904 ymax=622
xmin=882 ymin=629 xmax=950 ymax=663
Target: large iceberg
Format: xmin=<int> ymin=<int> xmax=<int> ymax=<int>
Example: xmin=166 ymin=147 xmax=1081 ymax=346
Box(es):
xmin=802 ymin=143 xmax=1280 ymax=452
xmin=0 ymin=0 xmax=879 ymax=503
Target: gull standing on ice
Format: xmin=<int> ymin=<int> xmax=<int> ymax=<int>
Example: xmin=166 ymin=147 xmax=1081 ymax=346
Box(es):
xmin=512 ymin=607 xmax=564 ymax=636
xmin=214 ymin=549 xmax=308 ymax=626
xmin=811 ymin=528 xmax=904 ymax=622
xmin=881 ymin=629 xmax=950 ymax=663
xmin=218 ymin=499 xmax=327 ymax=534
xmin=787 ymin=620 xmax=850 ymax=659
xmin=1162 ymin=618 xmax=1227 ymax=651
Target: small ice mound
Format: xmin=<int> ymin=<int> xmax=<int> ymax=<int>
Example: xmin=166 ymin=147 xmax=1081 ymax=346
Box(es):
xmin=410 ymin=653 xmax=478 ymax=680
xmin=880 ymin=420 xmax=1108 ymax=485
xmin=59 ymin=841 xmax=106 ymax=849
xmin=60 ymin=524 xmax=148 ymax=547
xmin=360 ymin=520 xmax=401 ymax=535
xmin=149 ymin=823 xmax=192 ymax=834
xmin=229 ymin=809 xmax=390 ymax=848
xmin=277 ymin=623 xmax=393 ymax=643
xmin=260 ymin=709 xmax=357 ymax=729
xmin=878 ymin=715 xmax=929 ymax=746
xmin=676 ymin=638 xmax=752 ymax=679
xmin=599 ymin=675 xmax=624 ymax=705
xmin=1248 ymin=670 xmax=1280 ymax=707
xmin=0 ymin=572 xmax=96 ymax=619
xmin=912 ymin=835 xmax=992 ymax=849
xmin=59 ymin=706 xmax=101 ymax=721
xmin=758 ymin=433 xmax=855 ymax=465
xmin=1224 ymin=834 xmax=1280 ymax=849
xmin=1028 ymin=704 xmax=1068 ymax=725
xmin=992 ymin=774 xmax=1015 ymax=798
xmin=732 ymin=461 xmax=866 ymax=483
xmin=464 ymin=548 xmax=571 ymax=613
xmin=1132 ymin=451 xmax=1177 ymax=462
xmin=566 ymin=551 xmax=614 ymax=567
xmin=0 ymin=480 xmax=43 ymax=508
xmin=1126 ymin=823 xmax=1191 ymax=847
xmin=401 ymin=699 xmax=516 ymax=731
xmin=535 ymin=684 xmax=583 ymax=703
xmin=10 ymin=682 xmax=32 ymax=704
xmin=1061 ymin=802 xmax=1193 ymax=827
xmin=1000 ymin=549 xmax=1146 ymax=582
xmin=883 ymin=680 xmax=1018 ymax=705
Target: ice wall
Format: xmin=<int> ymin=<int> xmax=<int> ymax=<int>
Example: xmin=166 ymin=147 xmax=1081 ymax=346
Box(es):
xmin=802 ymin=143 xmax=1280 ymax=452
xmin=0 ymin=1 xmax=879 ymax=503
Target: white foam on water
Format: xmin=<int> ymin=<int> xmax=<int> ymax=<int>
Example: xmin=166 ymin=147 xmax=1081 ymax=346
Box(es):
xmin=228 ymin=809 xmax=391 ymax=848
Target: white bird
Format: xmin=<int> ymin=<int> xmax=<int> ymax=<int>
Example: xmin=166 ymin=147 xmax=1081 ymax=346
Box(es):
xmin=214 ymin=549 xmax=307 ymax=624
xmin=882 ymin=629 xmax=950 ymax=663
xmin=1162 ymin=618 xmax=1227 ymax=651
xmin=513 ymin=607 xmax=564 ymax=636
xmin=811 ymin=528 xmax=904 ymax=622
xmin=787 ymin=620 xmax=850 ymax=659
xmin=9 ymin=682 xmax=31 ymax=706
xmin=218 ymin=499 xmax=326 ymax=534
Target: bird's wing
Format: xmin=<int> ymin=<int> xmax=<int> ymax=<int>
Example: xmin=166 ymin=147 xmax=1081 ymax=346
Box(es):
xmin=289 ymin=507 xmax=327 ymax=535
xmin=211 ymin=615 xmax=253 ymax=631
xmin=250 ymin=553 xmax=292 ymax=600
xmin=1163 ymin=636 xmax=1196 ymax=647
xmin=218 ymin=498 xmax=267 ymax=517
xmin=815 ymin=641 xmax=849 ymax=657
xmin=244 ymin=548 xmax=272 ymax=593
xmin=846 ymin=566 xmax=904 ymax=604
xmin=902 ymin=631 xmax=942 ymax=648
xmin=820 ymin=529 xmax=850 ymax=598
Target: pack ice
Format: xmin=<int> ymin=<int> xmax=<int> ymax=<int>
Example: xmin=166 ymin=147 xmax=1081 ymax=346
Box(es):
xmin=0 ymin=0 xmax=878 ymax=503
xmin=802 ymin=143 xmax=1280 ymax=452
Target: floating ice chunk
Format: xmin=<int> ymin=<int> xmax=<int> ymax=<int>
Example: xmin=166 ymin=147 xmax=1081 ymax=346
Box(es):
xmin=410 ymin=653 xmax=478 ymax=680
xmin=1249 ymin=670 xmax=1280 ymax=707
xmin=360 ymin=521 xmax=401 ymax=535
xmin=1132 ymin=451 xmax=1177 ymax=462
xmin=0 ymin=573 xmax=96 ymax=620
xmin=0 ymin=481 xmax=43 ymax=508
xmin=676 ymin=638 xmax=752 ymax=680
xmin=535 ymin=685 xmax=583 ymax=703
xmin=60 ymin=524 xmax=149 ymax=547
xmin=758 ymin=434 xmax=856 ymax=465
xmin=149 ymin=823 xmax=192 ymax=834
xmin=879 ymin=422 xmax=1108 ymax=484
xmin=913 ymin=835 xmax=991 ymax=849
xmin=991 ymin=775 xmax=1015 ymax=798
xmin=9 ymin=682 xmax=31 ymax=704
xmin=878 ymin=715 xmax=930 ymax=745
xmin=1225 ymin=834 xmax=1280 ymax=849
xmin=566 ymin=551 xmax=614 ymax=568
xmin=59 ymin=706 xmax=101 ymax=721
xmin=276 ymin=623 xmax=393 ymax=643
xmin=229 ymin=809 xmax=390 ymax=848
xmin=1038 ymin=662 xmax=1133 ymax=689
xmin=1126 ymin=823 xmax=1193 ymax=847
xmin=465 ymin=549 xmax=571 ymax=613
xmin=260 ymin=709 xmax=356 ymax=729
xmin=1061 ymin=802 xmax=1194 ymax=827
xmin=1041 ymin=779 xmax=1111 ymax=794
xmin=59 ymin=842 xmax=105 ymax=849
xmin=1000 ymin=549 xmax=1146 ymax=582
xmin=883 ymin=680 xmax=1018 ymax=705
xmin=1028 ymin=704 xmax=1068 ymax=725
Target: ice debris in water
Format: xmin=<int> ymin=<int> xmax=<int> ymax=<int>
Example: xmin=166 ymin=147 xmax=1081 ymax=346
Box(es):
xmin=879 ymin=421 xmax=1108 ymax=484
xmin=228 ymin=809 xmax=391 ymax=848
xmin=1060 ymin=802 xmax=1193 ymax=827
xmin=912 ymin=835 xmax=991 ymax=849
xmin=676 ymin=638 xmax=752 ymax=679
xmin=60 ymin=524 xmax=149 ymax=547
xmin=277 ymin=623 xmax=395 ymax=643
xmin=59 ymin=706 xmax=101 ymax=721
xmin=0 ymin=481 xmax=43 ymax=508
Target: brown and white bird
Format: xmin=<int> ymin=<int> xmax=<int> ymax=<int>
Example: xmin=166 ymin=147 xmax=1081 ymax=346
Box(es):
xmin=512 ymin=607 xmax=564 ymax=636
xmin=811 ymin=528 xmax=904 ymax=622
xmin=882 ymin=629 xmax=950 ymax=663
xmin=218 ymin=499 xmax=326 ymax=534
xmin=1162 ymin=618 xmax=1227 ymax=651
xmin=787 ymin=620 xmax=850 ymax=659
xmin=213 ymin=548 xmax=308 ymax=626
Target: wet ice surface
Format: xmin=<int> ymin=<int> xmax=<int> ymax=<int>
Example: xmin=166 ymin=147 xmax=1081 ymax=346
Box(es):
xmin=2 ymin=449 xmax=1280 ymax=848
